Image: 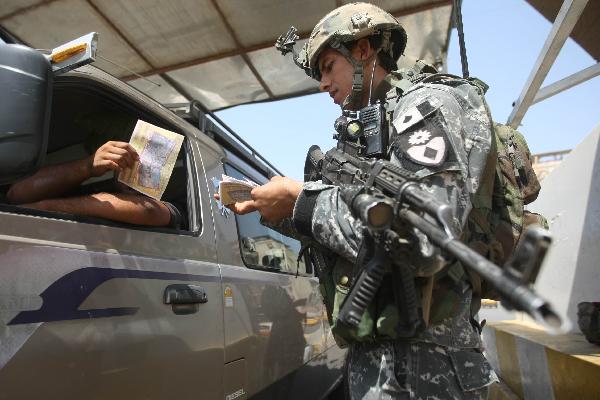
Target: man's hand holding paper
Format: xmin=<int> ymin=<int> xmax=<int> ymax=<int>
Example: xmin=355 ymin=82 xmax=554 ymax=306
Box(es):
xmin=118 ymin=120 xmax=184 ymax=200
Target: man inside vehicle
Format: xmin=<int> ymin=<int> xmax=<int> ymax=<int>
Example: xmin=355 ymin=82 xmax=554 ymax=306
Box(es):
xmin=6 ymin=140 xmax=183 ymax=229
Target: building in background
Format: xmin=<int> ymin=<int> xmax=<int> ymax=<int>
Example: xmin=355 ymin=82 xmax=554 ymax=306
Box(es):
xmin=532 ymin=149 xmax=571 ymax=181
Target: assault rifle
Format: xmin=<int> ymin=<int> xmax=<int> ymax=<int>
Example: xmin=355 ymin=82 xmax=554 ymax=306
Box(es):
xmin=307 ymin=108 xmax=561 ymax=333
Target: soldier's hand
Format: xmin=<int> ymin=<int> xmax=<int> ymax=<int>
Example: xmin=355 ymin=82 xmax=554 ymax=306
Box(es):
xmin=90 ymin=141 xmax=139 ymax=177
xmin=251 ymin=176 xmax=302 ymax=222
xmin=217 ymin=176 xmax=302 ymax=222
xmin=213 ymin=193 xmax=256 ymax=213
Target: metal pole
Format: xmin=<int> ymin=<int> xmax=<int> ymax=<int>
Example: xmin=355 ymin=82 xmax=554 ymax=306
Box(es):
xmin=162 ymin=74 xmax=285 ymax=176
xmin=533 ymin=62 xmax=600 ymax=105
xmin=507 ymin=0 xmax=589 ymax=129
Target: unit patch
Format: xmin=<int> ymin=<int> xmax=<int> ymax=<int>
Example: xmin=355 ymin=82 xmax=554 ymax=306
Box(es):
xmin=392 ymin=98 xmax=454 ymax=168
xmin=404 ymin=130 xmax=447 ymax=166
xmin=396 ymin=121 xmax=449 ymax=167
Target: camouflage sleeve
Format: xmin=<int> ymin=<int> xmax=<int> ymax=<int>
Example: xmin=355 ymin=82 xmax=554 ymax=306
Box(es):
xmin=292 ymin=181 xmax=364 ymax=263
xmin=292 ymin=81 xmax=493 ymax=272
xmin=262 ymin=182 xmax=362 ymax=263
xmin=260 ymin=216 xmax=309 ymax=242
xmin=388 ymin=82 xmax=493 ymax=274
xmin=391 ymin=82 xmax=493 ymax=225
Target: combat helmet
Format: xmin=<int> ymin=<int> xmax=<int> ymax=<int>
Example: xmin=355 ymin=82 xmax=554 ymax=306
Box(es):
xmin=276 ymin=2 xmax=407 ymax=108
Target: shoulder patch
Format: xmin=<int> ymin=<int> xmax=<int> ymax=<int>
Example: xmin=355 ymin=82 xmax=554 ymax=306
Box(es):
xmin=392 ymin=97 xmax=441 ymax=133
xmin=394 ymin=108 xmax=452 ymax=167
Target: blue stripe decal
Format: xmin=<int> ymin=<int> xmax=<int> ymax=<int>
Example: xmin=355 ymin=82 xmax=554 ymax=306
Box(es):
xmin=9 ymin=267 xmax=219 ymax=325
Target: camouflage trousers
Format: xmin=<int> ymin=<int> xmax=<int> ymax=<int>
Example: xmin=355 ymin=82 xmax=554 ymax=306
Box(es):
xmin=345 ymin=340 xmax=497 ymax=400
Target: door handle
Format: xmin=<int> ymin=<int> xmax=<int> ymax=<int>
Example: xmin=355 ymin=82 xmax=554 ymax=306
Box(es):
xmin=164 ymin=284 xmax=208 ymax=305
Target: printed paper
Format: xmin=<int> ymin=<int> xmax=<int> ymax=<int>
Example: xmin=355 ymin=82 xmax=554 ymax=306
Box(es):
xmin=118 ymin=120 xmax=184 ymax=200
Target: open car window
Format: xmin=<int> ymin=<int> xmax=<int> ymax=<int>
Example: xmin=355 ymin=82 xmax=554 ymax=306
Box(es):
xmin=0 ymin=76 xmax=196 ymax=234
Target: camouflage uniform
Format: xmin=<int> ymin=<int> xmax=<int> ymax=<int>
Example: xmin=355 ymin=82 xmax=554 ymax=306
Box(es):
xmin=284 ymin=69 xmax=497 ymax=399
xmin=273 ymin=3 xmax=498 ymax=399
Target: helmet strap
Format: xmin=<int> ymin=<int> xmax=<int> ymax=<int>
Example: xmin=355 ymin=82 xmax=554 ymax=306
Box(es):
xmin=338 ymin=36 xmax=386 ymax=110
xmin=333 ymin=43 xmax=364 ymax=110
xmin=343 ymin=60 xmax=365 ymax=110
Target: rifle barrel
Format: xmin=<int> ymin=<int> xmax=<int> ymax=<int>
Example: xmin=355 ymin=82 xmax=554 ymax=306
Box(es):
xmin=399 ymin=209 xmax=562 ymax=331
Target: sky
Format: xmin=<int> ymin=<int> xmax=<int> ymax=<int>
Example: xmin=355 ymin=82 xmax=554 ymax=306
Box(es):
xmin=217 ymin=0 xmax=600 ymax=181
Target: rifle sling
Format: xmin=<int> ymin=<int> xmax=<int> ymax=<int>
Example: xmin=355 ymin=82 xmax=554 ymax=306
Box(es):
xmin=293 ymin=189 xmax=319 ymax=237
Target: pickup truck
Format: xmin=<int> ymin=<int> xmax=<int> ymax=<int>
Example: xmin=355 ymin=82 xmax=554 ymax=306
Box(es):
xmin=0 ymin=34 xmax=345 ymax=400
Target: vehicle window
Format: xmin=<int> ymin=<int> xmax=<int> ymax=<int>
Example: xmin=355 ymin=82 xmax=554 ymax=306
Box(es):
xmin=224 ymin=164 xmax=311 ymax=276
xmin=0 ymin=82 xmax=195 ymax=234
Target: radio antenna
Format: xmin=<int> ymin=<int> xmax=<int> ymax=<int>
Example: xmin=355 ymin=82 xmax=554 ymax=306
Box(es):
xmin=453 ymin=0 xmax=469 ymax=78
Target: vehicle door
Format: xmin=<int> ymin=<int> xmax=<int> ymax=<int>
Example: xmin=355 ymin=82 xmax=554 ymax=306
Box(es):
xmin=200 ymin=140 xmax=333 ymax=399
xmin=0 ymin=68 xmax=224 ymax=400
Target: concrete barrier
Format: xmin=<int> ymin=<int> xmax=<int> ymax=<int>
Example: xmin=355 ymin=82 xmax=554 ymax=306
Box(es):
xmin=483 ymin=321 xmax=600 ymax=400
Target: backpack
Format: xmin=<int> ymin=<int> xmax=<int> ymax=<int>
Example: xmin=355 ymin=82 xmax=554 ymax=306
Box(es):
xmin=468 ymin=122 xmax=548 ymax=300
xmin=389 ymin=65 xmax=548 ymax=301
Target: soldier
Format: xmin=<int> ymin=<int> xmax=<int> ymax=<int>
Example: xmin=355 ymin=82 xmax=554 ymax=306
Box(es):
xmin=225 ymin=3 xmax=497 ymax=399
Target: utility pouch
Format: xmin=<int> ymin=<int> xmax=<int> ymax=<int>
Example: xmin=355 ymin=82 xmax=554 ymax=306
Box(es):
xmin=495 ymin=123 xmax=541 ymax=205
xmin=449 ymin=349 xmax=496 ymax=392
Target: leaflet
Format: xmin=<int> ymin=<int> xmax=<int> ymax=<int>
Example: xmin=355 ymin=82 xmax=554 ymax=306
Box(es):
xmin=118 ymin=119 xmax=184 ymax=200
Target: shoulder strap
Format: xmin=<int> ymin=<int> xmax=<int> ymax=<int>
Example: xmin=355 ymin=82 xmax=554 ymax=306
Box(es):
xmin=385 ymin=60 xmax=438 ymax=94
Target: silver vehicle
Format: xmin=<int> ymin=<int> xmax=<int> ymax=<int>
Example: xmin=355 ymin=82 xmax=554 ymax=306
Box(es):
xmin=0 ymin=33 xmax=345 ymax=400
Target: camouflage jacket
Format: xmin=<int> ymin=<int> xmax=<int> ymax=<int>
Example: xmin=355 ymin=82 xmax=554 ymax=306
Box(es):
xmin=269 ymin=68 xmax=495 ymax=349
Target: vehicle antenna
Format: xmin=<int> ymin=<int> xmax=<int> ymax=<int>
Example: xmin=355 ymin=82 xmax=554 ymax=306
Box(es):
xmin=97 ymin=54 xmax=161 ymax=87
xmin=453 ymin=0 xmax=469 ymax=78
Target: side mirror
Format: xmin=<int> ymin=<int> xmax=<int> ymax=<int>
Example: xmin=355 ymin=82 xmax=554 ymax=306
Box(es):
xmin=0 ymin=44 xmax=52 ymax=185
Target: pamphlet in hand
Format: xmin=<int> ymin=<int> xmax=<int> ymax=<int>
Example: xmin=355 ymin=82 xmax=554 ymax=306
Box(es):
xmin=118 ymin=120 xmax=184 ymax=200
xmin=218 ymin=174 xmax=259 ymax=205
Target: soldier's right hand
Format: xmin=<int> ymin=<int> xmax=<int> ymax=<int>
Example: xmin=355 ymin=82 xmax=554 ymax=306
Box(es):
xmin=90 ymin=141 xmax=139 ymax=177
xmin=218 ymin=176 xmax=302 ymax=223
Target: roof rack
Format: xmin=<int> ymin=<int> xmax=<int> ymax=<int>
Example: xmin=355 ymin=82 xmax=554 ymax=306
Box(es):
xmin=167 ymin=101 xmax=283 ymax=178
